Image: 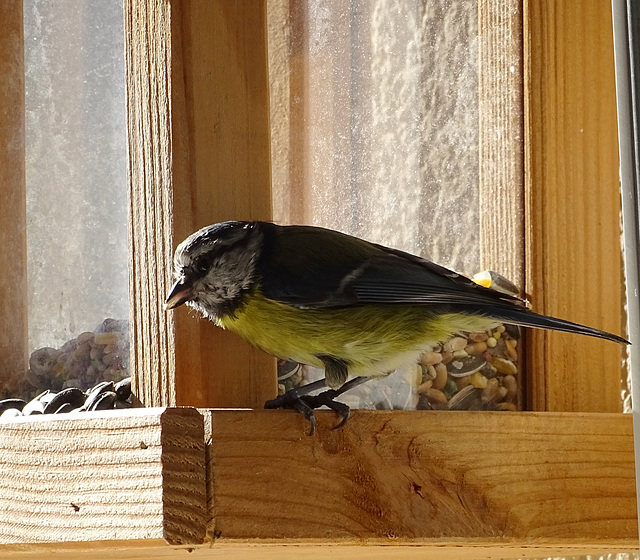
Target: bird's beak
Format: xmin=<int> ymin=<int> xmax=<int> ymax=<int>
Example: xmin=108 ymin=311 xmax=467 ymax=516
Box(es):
xmin=165 ymin=278 xmax=193 ymax=310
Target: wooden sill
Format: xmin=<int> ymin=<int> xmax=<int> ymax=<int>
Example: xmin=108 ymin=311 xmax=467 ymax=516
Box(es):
xmin=0 ymin=408 xmax=637 ymax=559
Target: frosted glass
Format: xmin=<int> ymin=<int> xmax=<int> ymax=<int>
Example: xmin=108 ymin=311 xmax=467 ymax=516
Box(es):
xmin=24 ymin=0 xmax=128 ymax=353
xmin=268 ymin=1 xmax=523 ymax=412
xmin=269 ymin=0 xmax=479 ymax=274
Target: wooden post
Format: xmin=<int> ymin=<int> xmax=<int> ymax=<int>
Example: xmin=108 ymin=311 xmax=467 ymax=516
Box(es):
xmin=525 ymin=1 xmax=625 ymax=412
xmin=0 ymin=408 xmax=206 ymax=545
xmin=0 ymin=1 xmax=28 ymax=393
xmin=478 ymin=0 xmax=525 ymax=290
xmin=124 ymin=0 xmax=276 ymax=409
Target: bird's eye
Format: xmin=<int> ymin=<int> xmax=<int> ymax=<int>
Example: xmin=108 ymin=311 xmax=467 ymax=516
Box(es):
xmin=194 ymin=256 xmax=212 ymax=274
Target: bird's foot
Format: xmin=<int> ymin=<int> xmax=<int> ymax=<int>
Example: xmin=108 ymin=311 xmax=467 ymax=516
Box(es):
xmin=265 ymin=376 xmax=370 ymax=435
xmin=264 ymin=390 xmax=319 ymax=435
xmin=299 ymin=389 xmax=351 ymax=430
xmin=264 ymin=387 xmax=350 ymax=435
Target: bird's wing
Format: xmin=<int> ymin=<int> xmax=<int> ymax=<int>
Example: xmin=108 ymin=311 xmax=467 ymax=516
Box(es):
xmin=258 ymin=224 xmax=380 ymax=307
xmin=258 ymin=223 xmax=523 ymax=309
xmin=348 ymin=249 xmax=523 ymax=307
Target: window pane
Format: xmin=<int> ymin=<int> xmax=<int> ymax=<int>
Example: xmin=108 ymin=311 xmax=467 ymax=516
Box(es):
xmin=268 ymin=0 xmax=523 ymax=412
xmin=269 ymin=0 xmax=480 ymax=273
xmin=17 ymin=0 xmax=129 ymax=397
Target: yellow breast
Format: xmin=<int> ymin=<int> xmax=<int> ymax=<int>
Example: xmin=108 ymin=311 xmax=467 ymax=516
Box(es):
xmin=217 ymin=290 xmax=499 ymax=377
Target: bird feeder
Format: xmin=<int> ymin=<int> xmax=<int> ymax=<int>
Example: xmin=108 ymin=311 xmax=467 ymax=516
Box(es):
xmin=0 ymin=1 xmax=635 ymax=558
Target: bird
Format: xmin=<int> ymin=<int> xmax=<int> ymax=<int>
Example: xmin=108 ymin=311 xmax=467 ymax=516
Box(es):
xmin=165 ymin=220 xmax=629 ymax=433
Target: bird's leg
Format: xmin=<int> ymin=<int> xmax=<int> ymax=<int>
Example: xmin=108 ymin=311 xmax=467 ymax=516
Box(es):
xmin=264 ymin=376 xmax=372 ymax=434
xmin=299 ymin=376 xmax=371 ymax=430
xmin=265 ymin=378 xmax=327 ymax=403
xmin=264 ymin=378 xmax=328 ymax=435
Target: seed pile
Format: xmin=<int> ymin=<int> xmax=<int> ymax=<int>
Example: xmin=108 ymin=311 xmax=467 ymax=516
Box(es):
xmin=0 ymin=377 xmax=134 ymax=419
xmin=1 ymin=318 xmax=130 ymax=401
xmin=278 ymin=324 xmax=521 ymax=411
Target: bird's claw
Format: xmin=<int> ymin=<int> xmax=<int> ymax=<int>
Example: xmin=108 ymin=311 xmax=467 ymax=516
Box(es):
xmin=299 ymin=390 xmax=351 ymax=430
xmin=264 ymin=388 xmax=351 ymax=435
xmin=264 ymin=391 xmax=317 ymax=435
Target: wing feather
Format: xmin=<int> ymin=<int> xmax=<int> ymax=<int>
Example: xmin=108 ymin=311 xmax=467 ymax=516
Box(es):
xmin=258 ymin=223 xmax=522 ymax=309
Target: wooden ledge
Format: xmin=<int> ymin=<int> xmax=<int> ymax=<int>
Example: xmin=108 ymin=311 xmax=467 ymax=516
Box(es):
xmin=0 ymin=408 xmax=637 ymax=559
xmin=1 ymin=541 xmax=637 ymax=560
xmin=0 ymin=407 xmax=206 ymax=546
xmin=207 ymin=409 xmax=638 ymax=543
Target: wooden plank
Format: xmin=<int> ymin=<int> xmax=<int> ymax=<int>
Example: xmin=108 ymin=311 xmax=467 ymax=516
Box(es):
xmin=207 ymin=409 xmax=637 ymax=546
xmin=524 ymin=1 xmax=626 ymax=411
xmin=124 ymin=0 xmax=276 ymax=409
xmin=1 ymin=541 xmax=637 ymax=560
xmin=170 ymin=0 xmax=276 ymax=408
xmin=0 ymin=408 xmax=206 ymax=546
xmin=267 ymin=0 xmax=293 ymax=225
xmin=478 ymin=0 xmax=525 ymax=289
xmin=0 ymin=1 xmax=28 ymax=394
xmin=0 ymin=409 xmax=636 ymax=557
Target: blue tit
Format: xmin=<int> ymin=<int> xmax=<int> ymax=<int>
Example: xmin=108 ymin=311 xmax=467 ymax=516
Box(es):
xmin=165 ymin=221 xmax=628 ymax=431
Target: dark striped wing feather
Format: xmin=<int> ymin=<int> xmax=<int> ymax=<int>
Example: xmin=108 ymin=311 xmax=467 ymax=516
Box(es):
xmin=258 ymin=222 xmax=522 ymax=309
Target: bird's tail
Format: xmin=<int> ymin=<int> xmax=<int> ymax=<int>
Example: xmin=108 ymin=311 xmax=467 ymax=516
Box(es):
xmin=481 ymin=306 xmax=629 ymax=345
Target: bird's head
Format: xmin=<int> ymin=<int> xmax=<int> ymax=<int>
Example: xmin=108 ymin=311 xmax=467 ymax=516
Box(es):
xmin=165 ymin=221 xmax=262 ymax=320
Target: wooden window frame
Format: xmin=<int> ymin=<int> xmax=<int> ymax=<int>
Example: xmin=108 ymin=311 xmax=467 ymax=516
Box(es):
xmin=0 ymin=0 xmax=636 ymax=557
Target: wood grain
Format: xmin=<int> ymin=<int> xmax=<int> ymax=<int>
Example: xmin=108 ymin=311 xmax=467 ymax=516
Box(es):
xmin=170 ymin=0 xmax=276 ymax=408
xmin=478 ymin=0 xmax=525 ymax=290
xmin=124 ymin=0 xmax=277 ymax=409
xmin=124 ymin=0 xmax=176 ymax=408
xmin=1 ymin=541 xmax=637 ymax=560
xmin=0 ymin=1 xmax=28 ymax=393
xmin=524 ymin=1 xmax=626 ymax=411
xmin=0 ymin=408 xmax=205 ymax=546
xmin=0 ymin=409 xmax=636 ymax=557
xmin=207 ymin=409 xmax=637 ymax=545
